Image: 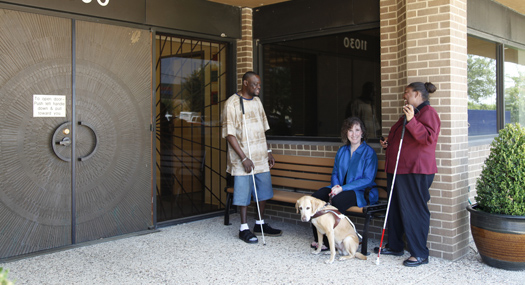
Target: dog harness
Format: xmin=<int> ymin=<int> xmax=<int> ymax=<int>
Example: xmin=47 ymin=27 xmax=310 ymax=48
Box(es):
xmin=311 ymin=203 xmax=363 ymax=239
xmin=311 ymin=207 xmax=342 ymax=229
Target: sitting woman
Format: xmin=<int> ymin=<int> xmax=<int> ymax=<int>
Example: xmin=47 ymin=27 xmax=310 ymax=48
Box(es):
xmin=311 ymin=117 xmax=379 ymax=250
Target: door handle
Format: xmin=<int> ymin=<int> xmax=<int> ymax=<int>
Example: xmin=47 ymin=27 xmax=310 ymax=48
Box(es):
xmin=77 ymin=121 xmax=98 ymax=162
xmin=59 ymin=137 xmax=71 ymax=146
xmin=52 ymin=121 xmax=98 ymax=162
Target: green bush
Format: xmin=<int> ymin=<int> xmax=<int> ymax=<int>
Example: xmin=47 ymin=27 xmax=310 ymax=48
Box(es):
xmin=0 ymin=267 xmax=14 ymax=285
xmin=475 ymin=123 xmax=525 ymax=215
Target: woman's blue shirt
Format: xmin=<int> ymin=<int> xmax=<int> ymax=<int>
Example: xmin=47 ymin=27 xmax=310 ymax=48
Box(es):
xmin=330 ymin=142 xmax=378 ymax=207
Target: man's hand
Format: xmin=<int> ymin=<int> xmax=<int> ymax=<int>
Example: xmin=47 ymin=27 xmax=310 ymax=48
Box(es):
xmin=268 ymin=152 xmax=275 ymax=168
xmin=242 ymin=158 xmax=254 ymax=173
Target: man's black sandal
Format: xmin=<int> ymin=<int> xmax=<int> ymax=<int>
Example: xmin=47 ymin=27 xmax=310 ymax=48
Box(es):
xmin=253 ymin=223 xmax=282 ymax=236
xmin=239 ymin=229 xmax=258 ymax=244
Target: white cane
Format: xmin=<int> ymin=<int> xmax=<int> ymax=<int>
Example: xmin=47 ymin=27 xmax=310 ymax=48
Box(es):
xmin=376 ymin=116 xmax=407 ymax=265
xmin=240 ymin=96 xmax=266 ymax=245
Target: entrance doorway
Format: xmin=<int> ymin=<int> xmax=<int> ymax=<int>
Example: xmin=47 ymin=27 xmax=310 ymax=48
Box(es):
xmin=0 ymin=10 xmax=152 ymax=259
xmin=155 ymin=34 xmax=229 ymax=223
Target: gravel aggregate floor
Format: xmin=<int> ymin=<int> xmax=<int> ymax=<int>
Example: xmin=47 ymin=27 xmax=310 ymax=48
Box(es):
xmin=1 ymin=214 xmax=524 ymax=284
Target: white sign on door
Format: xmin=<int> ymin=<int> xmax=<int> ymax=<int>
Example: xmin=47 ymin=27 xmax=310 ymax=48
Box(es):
xmin=33 ymin=95 xmax=67 ymax=117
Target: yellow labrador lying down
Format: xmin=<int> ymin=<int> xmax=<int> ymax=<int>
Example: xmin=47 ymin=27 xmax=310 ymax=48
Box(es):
xmin=296 ymin=195 xmax=367 ymax=264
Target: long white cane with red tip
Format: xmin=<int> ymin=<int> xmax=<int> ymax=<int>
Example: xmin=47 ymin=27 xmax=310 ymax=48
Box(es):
xmin=376 ymin=117 xmax=406 ymax=265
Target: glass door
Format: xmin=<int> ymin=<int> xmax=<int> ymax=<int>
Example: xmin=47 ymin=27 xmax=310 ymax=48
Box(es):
xmin=155 ymin=34 xmax=229 ymax=223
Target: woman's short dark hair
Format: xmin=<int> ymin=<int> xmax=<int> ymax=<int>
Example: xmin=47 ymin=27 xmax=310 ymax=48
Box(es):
xmin=407 ymin=82 xmax=437 ymax=101
xmin=341 ymin=117 xmax=367 ymax=145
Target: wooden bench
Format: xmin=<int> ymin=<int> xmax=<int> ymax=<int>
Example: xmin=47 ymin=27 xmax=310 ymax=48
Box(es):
xmin=223 ymin=153 xmax=388 ymax=255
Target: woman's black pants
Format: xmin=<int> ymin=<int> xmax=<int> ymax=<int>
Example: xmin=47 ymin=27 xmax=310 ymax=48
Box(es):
xmin=386 ymin=173 xmax=434 ymax=258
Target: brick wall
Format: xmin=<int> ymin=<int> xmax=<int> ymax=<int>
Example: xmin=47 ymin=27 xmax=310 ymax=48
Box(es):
xmin=268 ymin=142 xmax=340 ymax=158
xmin=380 ymin=0 xmax=469 ymax=260
xmin=236 ymin=7 xmax=254 ymax=90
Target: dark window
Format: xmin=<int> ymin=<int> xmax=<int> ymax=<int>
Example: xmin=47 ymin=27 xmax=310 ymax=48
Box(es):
xmin=262 ymin=29 xmax=381 ymax=140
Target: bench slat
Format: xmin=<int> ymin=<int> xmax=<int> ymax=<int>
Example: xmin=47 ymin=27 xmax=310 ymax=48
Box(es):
xmin=271 ymin=176 xmax=327 ymax=191
xmin=228 ymin=185 xmax=388 ymax=199
xmin=272 ymin=190 xmax=304 ymax=204
xmin=272 ymin=163 xmax=333 ymax=174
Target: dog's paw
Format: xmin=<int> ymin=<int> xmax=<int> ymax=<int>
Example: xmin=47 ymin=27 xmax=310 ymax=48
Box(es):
xmin=312 ymin=250 xmax=321 ymax=255
xmin=325 ymin=259 xmax=334 ymax=264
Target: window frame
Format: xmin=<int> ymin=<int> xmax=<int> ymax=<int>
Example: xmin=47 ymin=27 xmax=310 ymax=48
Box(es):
xmin=467 ymin=30 xmax=525 ymax=146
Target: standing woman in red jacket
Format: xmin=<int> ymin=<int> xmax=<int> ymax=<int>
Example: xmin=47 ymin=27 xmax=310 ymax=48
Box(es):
xmin=375 ymin=82 xmax=441 ymax=267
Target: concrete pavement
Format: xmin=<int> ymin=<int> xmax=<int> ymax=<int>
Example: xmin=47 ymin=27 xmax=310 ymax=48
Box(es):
xmin=1 ymin=214 xmax=523 ymax=284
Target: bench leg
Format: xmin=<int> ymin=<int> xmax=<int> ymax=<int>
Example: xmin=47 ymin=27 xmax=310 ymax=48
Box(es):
xmin=224 ymin=191 xmax=233 ymax=225
xmin=360 ymin=213 xmax=372 ymax=256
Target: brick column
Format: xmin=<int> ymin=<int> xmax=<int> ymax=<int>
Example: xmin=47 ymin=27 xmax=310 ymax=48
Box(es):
xmin=237 ymin=7 xmax=254 ymax=90
xmin=380 ymin=0 xmax=469 ymax=260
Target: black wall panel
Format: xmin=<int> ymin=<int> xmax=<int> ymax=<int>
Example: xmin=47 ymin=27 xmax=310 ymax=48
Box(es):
xmin=0 ymin=0 xmax=241 ymax=38
xmin=253 ymin=0 xmax=379 ymax=40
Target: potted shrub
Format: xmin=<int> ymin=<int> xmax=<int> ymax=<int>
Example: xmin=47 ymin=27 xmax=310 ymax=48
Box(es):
xmin=467 ymin=123 xmax=525 ymax=270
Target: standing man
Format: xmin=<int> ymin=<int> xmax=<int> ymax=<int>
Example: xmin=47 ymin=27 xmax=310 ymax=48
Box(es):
xmin=222 ymin=71 xmax=282 ymax=243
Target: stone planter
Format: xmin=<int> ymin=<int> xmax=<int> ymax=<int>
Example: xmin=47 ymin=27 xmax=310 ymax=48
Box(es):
xmin=467 ymin=204 xmax=525 ymax=270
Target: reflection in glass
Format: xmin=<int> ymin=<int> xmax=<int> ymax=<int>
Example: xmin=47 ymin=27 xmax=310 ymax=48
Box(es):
xmin=467 ymin=36 xmax=497 ymax=137
xmin=262 ymin=29 xmax=381 ymax=139
xmin=155 ymin=35 xmax=228 ymax=223
xmin=504 ymin=46 xmax=525 ymax=125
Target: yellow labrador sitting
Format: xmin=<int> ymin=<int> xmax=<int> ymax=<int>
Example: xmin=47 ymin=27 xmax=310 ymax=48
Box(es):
xmin=296 ymin=195 xmax=367 ymax=264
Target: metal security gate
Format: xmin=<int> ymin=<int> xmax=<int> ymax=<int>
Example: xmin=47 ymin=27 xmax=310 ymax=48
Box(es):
xmin=0 ymin=10 xmax=152 ymax=258
xmin=155 ymin=34 xmax=229 ymax=223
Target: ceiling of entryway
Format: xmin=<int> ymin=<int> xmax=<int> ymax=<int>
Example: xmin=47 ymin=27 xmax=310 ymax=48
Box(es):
xmin=493 ymin=0 xmax=525 ymax=15
xmin=209 ymin=0 xmax=525 ymax=15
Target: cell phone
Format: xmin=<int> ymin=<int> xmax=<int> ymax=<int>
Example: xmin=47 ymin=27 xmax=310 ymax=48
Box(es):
xmin=380 ymin=136 xmax=385 ymax=142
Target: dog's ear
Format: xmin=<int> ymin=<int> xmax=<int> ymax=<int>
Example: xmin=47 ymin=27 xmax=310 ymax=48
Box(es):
xmin=295 ymin=196 xmax=303 ymax=213
xmin=311 ymin=197 xmax=324 ymax=213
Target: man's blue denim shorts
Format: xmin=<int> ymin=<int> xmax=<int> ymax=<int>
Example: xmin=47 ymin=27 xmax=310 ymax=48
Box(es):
xmin=233 ymin=172 xmax=273 ymax=206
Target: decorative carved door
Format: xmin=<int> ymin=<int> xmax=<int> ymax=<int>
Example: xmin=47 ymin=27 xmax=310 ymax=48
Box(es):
xmin=0 ymin=10 xmax=152 ymax=259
